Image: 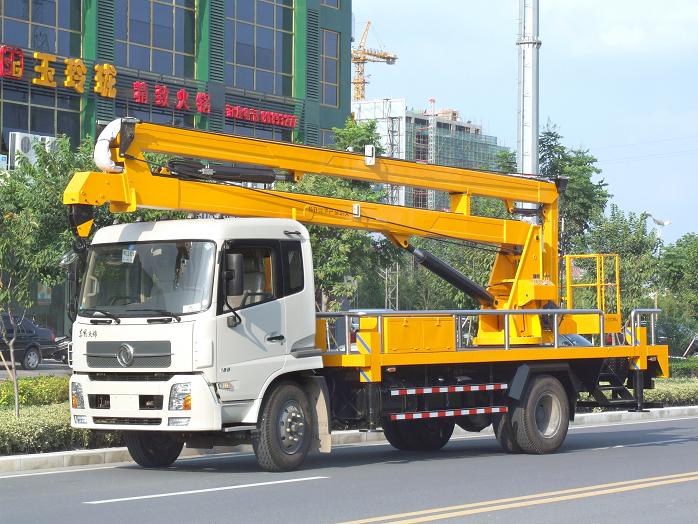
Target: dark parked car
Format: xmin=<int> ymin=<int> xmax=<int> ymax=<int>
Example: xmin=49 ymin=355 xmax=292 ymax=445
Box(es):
xmin=0 ymin=315 xmax=55 ymax=370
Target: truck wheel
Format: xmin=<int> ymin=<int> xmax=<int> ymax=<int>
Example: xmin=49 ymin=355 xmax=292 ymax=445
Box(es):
xmin=21 ymin=347 xmax=41 ymax=370
xmin=252 ymin=382 xmax=312 ymax=472
xmin=511 ymin=375 xmax=569 ymax=454
xmin=493 ymin=412 xmax=522 ymax=453
xmin=382 ymin=420 xmax=412 ymax=450
xmin=400 ymin=419 xmax=455 ymax=451
xmin=456 ymin=414 xmax=491 ymax=433
xmin=124 ymin=431 xmax=183 ymax=467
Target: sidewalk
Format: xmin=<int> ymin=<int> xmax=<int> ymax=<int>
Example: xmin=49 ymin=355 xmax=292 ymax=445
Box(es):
xmin=1 ymin=405 xmax=696 ymax=474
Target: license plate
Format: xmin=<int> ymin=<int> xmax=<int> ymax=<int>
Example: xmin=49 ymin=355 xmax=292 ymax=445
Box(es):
xmin=110 ymin=394 xmax=138 ymax=410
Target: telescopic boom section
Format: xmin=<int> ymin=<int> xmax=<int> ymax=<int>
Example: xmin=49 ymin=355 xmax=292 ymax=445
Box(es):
xmin=64 ymin=119 xmax=560 ymax=326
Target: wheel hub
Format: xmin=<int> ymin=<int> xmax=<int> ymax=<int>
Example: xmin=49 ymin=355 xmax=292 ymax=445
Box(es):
xmin=534 ymin=392 xmax=562 ymax=438
xmin=278 ymin=400 xmax=306 ymax=454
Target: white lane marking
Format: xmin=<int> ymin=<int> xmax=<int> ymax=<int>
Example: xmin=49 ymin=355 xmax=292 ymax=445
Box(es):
xmin=83 ymin=476 xmax=328 ymax=505
xmin=586 ymin=437 xmax=690 ymax=452
xmin=3 ymin=415 xmax=698 ymax=480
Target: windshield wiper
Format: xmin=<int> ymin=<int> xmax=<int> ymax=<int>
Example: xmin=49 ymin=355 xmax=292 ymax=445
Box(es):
xmin=80 ymin=308 xmax=121 ymax=324
xmin=130 ymin=309 xmax=182 ymax=322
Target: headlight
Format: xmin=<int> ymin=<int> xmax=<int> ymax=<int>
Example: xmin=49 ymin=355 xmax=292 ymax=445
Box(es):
xmin=71 ymin=382 xmax=85 ymax=409
xmin=169 ymin=383 xmax=191 ymax=410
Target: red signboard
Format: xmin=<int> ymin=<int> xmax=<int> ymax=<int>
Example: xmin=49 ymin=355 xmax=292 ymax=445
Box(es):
xmin=0 ymin=46 xmax=24 ymax=79
xmin=225 ymin=104 xmax=297 ymax=128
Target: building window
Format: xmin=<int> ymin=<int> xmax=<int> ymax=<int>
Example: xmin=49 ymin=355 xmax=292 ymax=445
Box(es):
xmin=321 ymin=0 xmax=339 ymax=8
xmin=0 ymin=80 xmax=81 ymax=154
xmin=114 ymin=0 xmax=195 ymax=77
xmin=320 ymin=128 xmax=334 ymax=147
xmin=320 ymin=29 xmax=338 ymax=106
xmin=225 ymin=0 xmax=294 ymax=97
xmin=2 ymin=0 xmax=82 ymax=56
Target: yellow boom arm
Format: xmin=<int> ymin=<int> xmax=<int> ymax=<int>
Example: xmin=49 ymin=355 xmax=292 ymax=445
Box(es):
xmin=64 ymin=119 xmax=573 ymax=342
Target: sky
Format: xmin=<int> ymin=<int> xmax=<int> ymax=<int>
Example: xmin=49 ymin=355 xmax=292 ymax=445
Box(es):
xmin=351 ymin=0 xmax=697 ymax=243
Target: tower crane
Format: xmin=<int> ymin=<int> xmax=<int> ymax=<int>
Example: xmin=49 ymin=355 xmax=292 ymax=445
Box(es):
xmin=351 ymin=21 xmax=398 ymax=101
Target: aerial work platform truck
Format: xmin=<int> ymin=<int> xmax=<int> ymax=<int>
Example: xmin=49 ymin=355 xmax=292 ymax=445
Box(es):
xmin=64 ymin=119 xmax=667 ymax=471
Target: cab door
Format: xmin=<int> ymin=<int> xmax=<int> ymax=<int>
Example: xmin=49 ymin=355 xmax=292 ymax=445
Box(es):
xmin=216 ymin=241 xmax=286 ymax=401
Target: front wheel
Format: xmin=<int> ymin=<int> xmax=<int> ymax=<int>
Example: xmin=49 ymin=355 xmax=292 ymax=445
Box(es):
xmin=21 ymin=347 xmax=41 ymax=370
xmin=253 ymin=382 xmax=313 ymax=472
xmin=511 ymin=375 xmax=569 ymax=454
xmin=124 ymin=431 xmax=183 ymax=468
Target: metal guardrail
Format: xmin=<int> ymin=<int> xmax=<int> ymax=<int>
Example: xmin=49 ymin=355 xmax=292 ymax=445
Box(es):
xmin=629 ymin=308 xmax=660 ymax=346
xmin=317 ymin=308 xmax=606 ymax=354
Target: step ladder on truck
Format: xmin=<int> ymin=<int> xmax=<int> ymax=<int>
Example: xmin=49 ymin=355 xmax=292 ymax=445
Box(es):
xmin=63 ymin=118 xmax=668 ymax=471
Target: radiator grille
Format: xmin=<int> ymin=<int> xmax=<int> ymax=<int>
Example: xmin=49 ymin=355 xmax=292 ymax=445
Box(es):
xmin=87 ymin=355 xmax=171 ymax=368
xmin=93 ymin=417 xmax=162 ymax=426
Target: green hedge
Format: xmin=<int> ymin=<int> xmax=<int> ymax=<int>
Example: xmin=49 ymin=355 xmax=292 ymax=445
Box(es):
xmin=645 ymin=378 xmax=698 ymax=406
xmin=0 ymin=376 xmax=69 ymax=409
xmin=0 ymin=403 xmax=122 ymax=455
xmin=669 ymin=358 xmax=698 ymax=379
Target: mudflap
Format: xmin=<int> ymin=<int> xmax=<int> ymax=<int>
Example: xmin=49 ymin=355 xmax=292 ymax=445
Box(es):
xmin=300 ymin=376 xmax=332 ymax=454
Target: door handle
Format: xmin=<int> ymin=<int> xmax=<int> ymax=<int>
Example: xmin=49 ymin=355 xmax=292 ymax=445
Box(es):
xmin=265 ymin=334 xmax=285 ymax=343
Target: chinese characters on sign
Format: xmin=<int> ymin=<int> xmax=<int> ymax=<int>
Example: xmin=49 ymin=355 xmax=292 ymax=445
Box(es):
xmin=0 ymin=45 xmax=24 ymax=78
xmin=0 ymin=44 xmax=297 ymax=128
xmin=225 ymin=105 xmax=297 ymax=128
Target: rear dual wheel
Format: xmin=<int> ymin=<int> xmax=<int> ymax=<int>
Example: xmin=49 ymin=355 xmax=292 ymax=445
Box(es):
xmin=494 ymin=375 xmax=569 ymax=455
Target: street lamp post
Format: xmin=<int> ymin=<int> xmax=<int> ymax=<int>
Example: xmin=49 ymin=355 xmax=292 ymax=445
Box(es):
xmin=645 ymin=212 xmax=671 ymax=309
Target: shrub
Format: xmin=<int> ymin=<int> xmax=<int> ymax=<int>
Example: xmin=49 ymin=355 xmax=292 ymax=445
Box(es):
xmin=0 ymin=403 xmax=122 ymax=455
xmin=669 ymin=358 xmax=698 ymax=379
xmin=0 ymin=376 xmax=69 ymax=408
xmin=645 ymin=378 xmax=698 ymax=407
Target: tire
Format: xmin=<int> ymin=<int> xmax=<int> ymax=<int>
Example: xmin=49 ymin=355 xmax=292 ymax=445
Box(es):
xmin=392 ymin=419 xmax=455 ymax=451
xmin=21 ymin=347 xmax=41 ymax=370
xmin=493 ymin=411 xmax=522 ymax=453
xmin=252 ymin=382 xmax=313 ymax=472
xmin=382 ymin=419 xmax=412 ymax=450
xmin=511 ymin=375 xmax=569 ymax=454
xmin=456 ymin=414 xmax=491 ymax=433
xmin=124 ymin=431 xmax=183 ymax=468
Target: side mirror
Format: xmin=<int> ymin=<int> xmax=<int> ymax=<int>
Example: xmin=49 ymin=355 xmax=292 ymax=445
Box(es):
xmin=225 ymin=253 xmax=244 ymax=297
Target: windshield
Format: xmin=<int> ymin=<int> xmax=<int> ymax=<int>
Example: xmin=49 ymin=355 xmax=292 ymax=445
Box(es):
xmin=79 ymin=240 xmax=216 ymax=317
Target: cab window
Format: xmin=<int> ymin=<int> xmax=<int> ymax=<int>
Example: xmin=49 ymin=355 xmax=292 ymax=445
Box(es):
xmin=225 ymin=246 xmax=277 ymax=309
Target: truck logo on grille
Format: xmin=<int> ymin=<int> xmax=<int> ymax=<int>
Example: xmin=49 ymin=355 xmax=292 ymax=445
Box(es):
xmin=117 ymin=343 xmax=135 ymax=367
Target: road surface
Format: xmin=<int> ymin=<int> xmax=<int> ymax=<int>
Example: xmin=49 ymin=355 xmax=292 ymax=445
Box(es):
xmin=2 ymin=416 xmax=698 ymax=523
xmin=0 ymin=360 xmax=70 ymax=379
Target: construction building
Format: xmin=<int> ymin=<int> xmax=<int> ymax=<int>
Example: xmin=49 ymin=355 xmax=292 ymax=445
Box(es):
xmin=353 ymin=98 xmax=509 ymax=210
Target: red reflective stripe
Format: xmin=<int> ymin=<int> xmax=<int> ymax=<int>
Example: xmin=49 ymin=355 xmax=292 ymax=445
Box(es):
xmin=390 ymin=383 xmax=508 ymax=396
xmin=389 ymin=406 xmax=508 ymax=421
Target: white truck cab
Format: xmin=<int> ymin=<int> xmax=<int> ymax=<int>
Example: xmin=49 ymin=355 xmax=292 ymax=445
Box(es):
xmin=70 ymin=218 xmax=323 ymax=463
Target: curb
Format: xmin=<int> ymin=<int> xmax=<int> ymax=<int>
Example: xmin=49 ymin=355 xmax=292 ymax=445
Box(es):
xmin=2 ymin=405 xmax=698 ymax=475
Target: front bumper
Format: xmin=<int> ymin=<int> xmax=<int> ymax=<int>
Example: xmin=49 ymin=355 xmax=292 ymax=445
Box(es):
xmin=70 ymin=373 xmax=222 ymax=431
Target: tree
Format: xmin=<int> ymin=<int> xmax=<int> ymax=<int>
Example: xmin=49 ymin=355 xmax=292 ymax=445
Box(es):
xmin=658 ymin=234 xmax=698 ymax=353
xmin=581 ymin=205 xmax=660 ymax=317
xmin=278 ymin=119 xmax=391 ymax=310
xmin=494 ymin=149 xmax=517 ymax=174
xmin=332 ymin=117 xmax=385 ymax=155
xmin=0 ymin=137 xmax=94 ymax=416
xmin=539 ymin=125 xmax=610 ymax=254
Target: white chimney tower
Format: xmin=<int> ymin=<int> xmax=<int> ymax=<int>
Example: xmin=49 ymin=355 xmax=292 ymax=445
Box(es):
xmin=516 ymin=0 xmax=541 ymax=176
